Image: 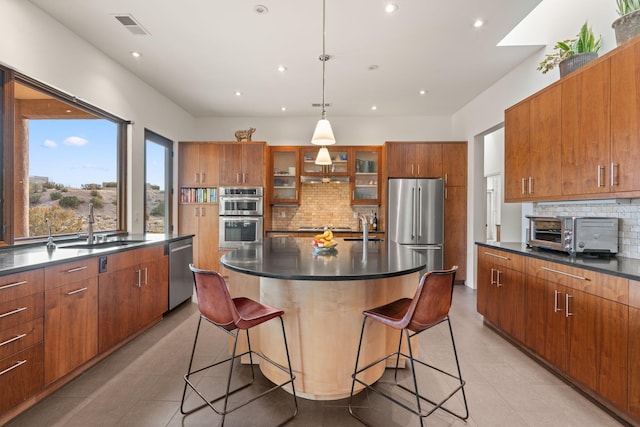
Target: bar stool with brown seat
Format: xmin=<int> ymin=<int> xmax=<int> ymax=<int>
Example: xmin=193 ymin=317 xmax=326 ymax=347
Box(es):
xmin=349 ymin=266 xmax=468 ymax=426
xmin=181 ymin=265 xmax=298 ymax=426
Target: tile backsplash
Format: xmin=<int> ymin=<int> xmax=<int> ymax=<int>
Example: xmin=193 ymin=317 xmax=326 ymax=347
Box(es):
xmin=533 ymin=199 xmax=640 ymax=259
xmin=271 ymin=183 xmax=378 ymax=231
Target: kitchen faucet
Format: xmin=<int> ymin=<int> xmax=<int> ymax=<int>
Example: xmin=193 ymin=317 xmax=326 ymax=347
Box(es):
xmin=45 ymin=218 xmax=56 ymax=250
xmin=358 ymin=213 xmax=369 ymax=244
xmin=87 ymin=203 xmax=95 ymax=244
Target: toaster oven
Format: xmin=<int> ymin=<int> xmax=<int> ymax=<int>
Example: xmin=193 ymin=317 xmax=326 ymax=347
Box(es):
xmin=526 ymin=216 xmax=619 ymax=255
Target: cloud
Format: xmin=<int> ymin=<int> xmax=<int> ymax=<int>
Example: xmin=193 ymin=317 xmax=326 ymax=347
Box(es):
xmin=64 ymin=136 xmax=89 ymax=147
xmin=43 ymin=139 xmax=57 ymax=148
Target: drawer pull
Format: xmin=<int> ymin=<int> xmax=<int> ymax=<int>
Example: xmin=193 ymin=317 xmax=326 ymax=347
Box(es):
xmin=0 ymin=307 xmax=27 ymax=319
xmin=0 ymin=280 xmax=27 ymax=291
xmin=541 ymin=267 xmax=589 ymax=281
xmin=484 ymin=251 xmax=510 ymax=261
xmin=66 ymin=266 xmax=88 ymax=273
xmin=0 ymin=333 xmax=27 ymax=348
xmin=66 ymin=287 xmax=88 ymax=296
xmin=0 ymin=360 xmax=27 ymax=377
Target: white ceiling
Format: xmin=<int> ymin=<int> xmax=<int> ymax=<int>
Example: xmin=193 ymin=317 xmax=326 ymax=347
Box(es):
xmin=27 ymin=0 xmax=542 ymax=118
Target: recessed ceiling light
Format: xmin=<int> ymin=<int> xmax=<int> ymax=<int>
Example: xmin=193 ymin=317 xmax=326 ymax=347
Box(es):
xmin=473 ymin=19 xmax=484 ymax=28
xmin=419 ymin=89 xmax=428 ymax=96
xmin=385 ymin=3 xmax=398 ymax=13
xmin=130 ymin=51 xmax=142 ymax=58
xmin=281 ymin=107 xmax=287 ymax=111
xmin=254 ymin=5 xmax=269 ymax=14
xmin=371 ymin=105 xmax=377 ymax=110
xmin=278 ymin=65 xmax=288 ymax=72
xmin=234 ymin=91 xmax=242 ymax=96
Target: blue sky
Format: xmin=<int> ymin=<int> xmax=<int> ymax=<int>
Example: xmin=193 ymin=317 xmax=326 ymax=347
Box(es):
xmin=29 ymin=119 xmax=165 ymax=189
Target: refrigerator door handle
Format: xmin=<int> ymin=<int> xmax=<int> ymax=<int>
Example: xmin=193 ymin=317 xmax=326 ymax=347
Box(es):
xmin=405 ymin=245 xmax=442 ymax=250
xmin=411 ymin=186 xmax=416 ymax=239
xmin=417 ymin=186 xmax=422 ymax=239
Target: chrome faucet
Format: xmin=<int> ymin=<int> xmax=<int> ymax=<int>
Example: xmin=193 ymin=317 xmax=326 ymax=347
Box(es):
xmin=87 ymin=203 xmax=95 ymax=244
xmin=359 ymin=214 xmax=369 ymax=244
xmin=45 ymin=218 xmax=56 ymax=250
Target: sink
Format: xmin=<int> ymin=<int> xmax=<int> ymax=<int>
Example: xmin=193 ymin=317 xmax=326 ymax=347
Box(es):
xmin=343 ymin=237 xmax=384 ymax=242
xmin=58 ymin=239 xmax=148 ymax=249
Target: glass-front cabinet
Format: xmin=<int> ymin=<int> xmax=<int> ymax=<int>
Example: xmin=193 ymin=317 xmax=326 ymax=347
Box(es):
xmin=300 ymin=148 xmax=349 ymax=176
xmin=352 ymin=148 xmax=380 ymax=204
xmin=270 ymin=147 xmax=299 ymax=204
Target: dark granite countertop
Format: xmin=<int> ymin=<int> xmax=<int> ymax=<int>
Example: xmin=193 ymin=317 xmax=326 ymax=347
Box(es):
xmin=0 ymin=234 xmax=193 ymax=275
xmin=476 ymin=241 xmax=640 ymax=282
xmin=221 ymin=237 xmax=424 ymax=281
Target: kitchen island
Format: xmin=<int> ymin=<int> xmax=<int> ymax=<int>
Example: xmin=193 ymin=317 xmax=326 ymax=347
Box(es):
xmin=220 ymin=236 xmax=426 ymax=400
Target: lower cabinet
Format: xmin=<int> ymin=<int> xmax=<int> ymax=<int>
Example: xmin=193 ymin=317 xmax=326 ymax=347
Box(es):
xmin=477 ymin=246 xmax=633 ymax=421
xmin=44 ymin=259 xmax=99 ymax=384
xmin=476 ymin=248 xmax=525 ymax=343
xmin=0 ymin=343 xmax=43 ymax=414
xmin=98 ymin=245 xmax=168 ymax=353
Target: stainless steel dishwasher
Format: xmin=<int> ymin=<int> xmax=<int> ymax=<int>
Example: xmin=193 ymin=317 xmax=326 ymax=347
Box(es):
xmin=168 ymin=238 xmax=194 ymax=310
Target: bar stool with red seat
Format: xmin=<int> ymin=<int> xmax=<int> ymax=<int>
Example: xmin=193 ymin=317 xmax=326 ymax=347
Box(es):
xmin=349 ymin=266 xmax=468 ymax=426
xmin=181 ymin=265 xmax=298 ymax=426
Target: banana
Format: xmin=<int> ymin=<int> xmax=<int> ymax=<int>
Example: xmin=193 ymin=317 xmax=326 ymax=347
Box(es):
xmin=326 ymin=229 xmax=333 ymax=240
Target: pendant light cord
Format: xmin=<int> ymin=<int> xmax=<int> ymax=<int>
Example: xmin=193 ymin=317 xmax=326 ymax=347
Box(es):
xmin=321 ymin=0 xmax=327 ymax=120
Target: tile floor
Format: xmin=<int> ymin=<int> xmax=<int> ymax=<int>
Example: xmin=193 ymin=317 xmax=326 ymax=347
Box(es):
xmin=5 ymin=286 xmax=626 ymax=427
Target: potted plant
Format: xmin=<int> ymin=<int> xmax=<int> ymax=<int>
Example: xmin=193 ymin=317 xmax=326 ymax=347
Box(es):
xmin=612 ymin=0 xmax=640 ymax=45
xmin=537 ymin=21 xmax=602 ymax=77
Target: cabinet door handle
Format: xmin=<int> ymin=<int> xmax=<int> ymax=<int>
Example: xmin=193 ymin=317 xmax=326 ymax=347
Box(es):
xmin=136 ymin=269 xmax=142 ymax=288
xmin=597 ymin=165 xmax=605 ymax=188
xmin=496 ymin=269 xmax=502 ymax=287
xmin=411 ymin=164 xmax=414 ymax=176
xmin=0 ymin=360 xmax=27 ymax=377
xmin=554 ymin=290 xmax=562 ymax=313
xmin=201 ymin=172 xmax=206 ymax=183
xmin=541 ymin=267 xmax=589 ymax=281
xmin=490 ymin=268 xmax=496 ymax=285
xmin=66 ymin=287 xmax=88 ymax=296
xmin=528 ymin=176 xmax=533 ymax=194
xmin=194 ymin=173 xmax=199 ymax=184
xmin=565 ymin=293 xmax=573 ymax=317
xmin=444 ymin=173 xmax=448 ymax=184
xmin=484 ymin=251 xmax=510 ymax=261
xmin=0 ymin=307 xmax=27 ymax=319
xmin=236 ymin=173 xmax=241 ymax=183
xmin=66 ymin=266 xmax=88 ymax=273
xmin=445 ymin=188 xmax=448 ymax=200
xmin=611 ymin=163 xmax=619 ymax=187
xmin=0 ymin=333 xmax=27 ymax=348
xmin=417 ymin=164 xmax=420 ymax=176
xmin=0 ymin=280 xmax=27 ymax=291
xmin=522 ymin=177 xmax=526 ymax=195
xmin=201 ymin=207 xmax=206 ymax=217
xmin=194 ymin=207 xmax=199 ymax=217
xmin=144 ymin=268 xmax=148 ymax=286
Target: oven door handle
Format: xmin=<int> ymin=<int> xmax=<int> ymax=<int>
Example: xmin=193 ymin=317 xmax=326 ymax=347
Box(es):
xmin=220 ymin=216 xmax=262 ymax=222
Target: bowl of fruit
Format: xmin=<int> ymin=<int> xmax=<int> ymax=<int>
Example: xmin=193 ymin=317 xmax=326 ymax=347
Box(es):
xmin=311 ymin=229 xmax=337 ymax=254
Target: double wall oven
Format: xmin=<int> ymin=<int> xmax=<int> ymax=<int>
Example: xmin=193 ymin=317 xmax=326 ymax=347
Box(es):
xmin=218 ymin=187 xmax=264 ymax=248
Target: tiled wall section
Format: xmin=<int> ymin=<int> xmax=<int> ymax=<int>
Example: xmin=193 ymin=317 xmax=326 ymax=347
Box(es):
xmin=271 ymin=183 xmax=379 ymax=231
xmin=533 ymin=199 xmax=640 ymax=259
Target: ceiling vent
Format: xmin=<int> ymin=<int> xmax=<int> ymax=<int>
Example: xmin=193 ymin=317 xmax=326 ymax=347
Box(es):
xmin=113 ymin=14 xmax=150 ymax=36
xmin=312 ymin=103 xmax=331 ymax=108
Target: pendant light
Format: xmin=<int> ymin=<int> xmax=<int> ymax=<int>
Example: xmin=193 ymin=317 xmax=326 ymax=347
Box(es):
xmin=311 ymin=0 xmax=336 ymax=148
xmin=315 ymin=146 xmax=332 ymax=165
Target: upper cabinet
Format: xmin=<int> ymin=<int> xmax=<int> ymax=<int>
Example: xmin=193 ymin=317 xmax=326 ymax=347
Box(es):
xmin=352 ymin=147 xmax=380 ymax=205
xmin=300 ymin=148 xmax=349 ymax=176
xmin=504 ymin=85 xmax=562 ymax=202
xmin=179 ymin=142 xmax=219 ymax=188
xmin=269 ymin=146 xmax=300 ymax=204
xmin=219 ymin=142 xmax=265 ymax=186
xmin=505 ymin=36 xmax=640 ymax=202
xmin=386 ymin=142 xmax=442 ymax=178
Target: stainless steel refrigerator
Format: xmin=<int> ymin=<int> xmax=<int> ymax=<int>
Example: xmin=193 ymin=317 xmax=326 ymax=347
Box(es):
xmin=388 ymin=178 xmax=444 ymax=277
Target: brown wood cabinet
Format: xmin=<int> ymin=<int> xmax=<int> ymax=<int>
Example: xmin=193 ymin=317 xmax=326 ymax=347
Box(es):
xmin=386 ymin=142 xmax=442 ymax=178
xmin=178 ymin=204 xmax=219 ymax=271
xmin=0 ymin=269 xmax=44 ymax=415
xmin=476 ymin=248 xmax=525 ymax=342
xmin=478 ymin=246 xmax=632 ymax=420
xmin=179 ymin=142 xmax=219 ymax=187
xmin=44 ymin=259 xmax=98 ymax=384
xmin=98 ymin=245 xmax=168 ymax=352
xmin=610 ymin=41 xmax=640 ymax=194
xmin=442 ymin=143 xmax=467 ymax=280
xmin=352 ymin=147 xmax=381 ymax=205
xmin=561 ymin=59 xmax=611 ymax=196
xmin=219 ymin=142 xmax=265 ymax=186
xmin=268 ymin=146 xmax=300 ymax=204
xmin=505 ymin=85 xmax=562 ymax=202
xmin=629 ymin=283 xmax=640 ymax=419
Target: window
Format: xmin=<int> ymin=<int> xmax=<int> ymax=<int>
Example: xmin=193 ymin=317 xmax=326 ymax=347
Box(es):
xmin=11 ymin=78 xmax=127 ymax=242
xmin=144 ymin=130 xmax=173 ymax=233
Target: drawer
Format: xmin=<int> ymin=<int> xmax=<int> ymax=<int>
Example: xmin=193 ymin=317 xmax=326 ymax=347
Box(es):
xmin=527 ymin=258 xmax=628 ymax=303
xmin=45 ymin=259 xmax=99 ymax=290
xmin=478 ymin=247 xmax=524 ymax=271
xmin=0 ymin=269 xmax=44 ymax=303
xmin=0 ymin=294 xmax=44 ymax=333
xmin=0 ymin=318 xmax=43 ymax=360
xmin=0 ymin=343 xmax=44 ymax=414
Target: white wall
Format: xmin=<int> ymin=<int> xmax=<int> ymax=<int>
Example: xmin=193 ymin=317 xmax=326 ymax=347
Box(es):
xmin=0 ymin=0 xmax=196 ymax=233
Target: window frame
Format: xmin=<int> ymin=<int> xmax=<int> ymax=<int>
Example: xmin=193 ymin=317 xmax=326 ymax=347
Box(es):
xmin=144 ymin=129 xmax=173 ymax=234
xmin=1 ymin=70 xmax=129 ymax=244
